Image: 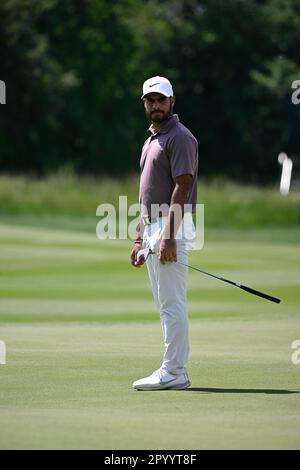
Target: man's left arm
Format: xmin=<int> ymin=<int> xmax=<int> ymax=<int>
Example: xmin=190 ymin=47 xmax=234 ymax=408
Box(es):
xmin=158 ymin=174 xmax=193 ymax=264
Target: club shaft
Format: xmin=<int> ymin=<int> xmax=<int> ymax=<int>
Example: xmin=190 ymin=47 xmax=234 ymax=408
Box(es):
xmin=177 ymin=261 xmax=281 ymax=304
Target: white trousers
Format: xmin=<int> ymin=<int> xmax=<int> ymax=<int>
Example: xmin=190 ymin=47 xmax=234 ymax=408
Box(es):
xmin=143 ymin=215 xmax=195 ymax=376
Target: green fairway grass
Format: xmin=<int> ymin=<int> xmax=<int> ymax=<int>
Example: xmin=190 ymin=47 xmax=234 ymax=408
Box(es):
xmin=0 ymin=221 xmax=300 ymax=449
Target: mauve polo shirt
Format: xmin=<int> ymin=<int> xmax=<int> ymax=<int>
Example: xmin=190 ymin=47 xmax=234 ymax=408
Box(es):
xmin=139 ymin=114 xmax=198 ymax=218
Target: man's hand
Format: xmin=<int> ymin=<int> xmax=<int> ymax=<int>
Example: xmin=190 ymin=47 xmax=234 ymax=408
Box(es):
xmin=158 ymin=238 xmax=177 ymax=264
xmin=130 ymin=243 xmax=145 ymax=268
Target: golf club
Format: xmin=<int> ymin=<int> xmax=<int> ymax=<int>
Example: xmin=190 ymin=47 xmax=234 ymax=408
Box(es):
xmin=136 ymin=248 xmax=281 ymax=304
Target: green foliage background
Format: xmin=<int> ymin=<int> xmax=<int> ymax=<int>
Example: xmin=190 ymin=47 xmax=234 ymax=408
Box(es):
xmin=1 ymin=0 xmax=299 ymax=181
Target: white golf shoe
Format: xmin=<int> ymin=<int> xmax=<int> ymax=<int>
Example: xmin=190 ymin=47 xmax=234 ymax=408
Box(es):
xmin=133 ymin=368 xmax=191 ymax=391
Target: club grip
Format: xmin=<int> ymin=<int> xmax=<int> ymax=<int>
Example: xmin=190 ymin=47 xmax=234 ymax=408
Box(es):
xmin=240 ymin=285 xmax=281 ymax=304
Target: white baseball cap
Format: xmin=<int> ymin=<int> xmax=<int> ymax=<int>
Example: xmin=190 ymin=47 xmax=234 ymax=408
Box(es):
xmin=141 ymin=76 xmax=174 ymax=99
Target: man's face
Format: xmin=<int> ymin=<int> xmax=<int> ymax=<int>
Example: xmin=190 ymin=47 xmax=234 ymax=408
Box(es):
xmin=143 ymin=93 xmax=175 ymax=123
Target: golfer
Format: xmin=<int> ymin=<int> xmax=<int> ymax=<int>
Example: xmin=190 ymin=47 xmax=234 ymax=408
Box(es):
xmin=131 ymin=76 xmax=199 ymax=390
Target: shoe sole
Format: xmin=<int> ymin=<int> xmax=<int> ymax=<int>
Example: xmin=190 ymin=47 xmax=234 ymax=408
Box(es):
xmin=167 ymin=380 xmax=191 ymax=390
xmin=133 ymin=380 xmax=191 ymax=391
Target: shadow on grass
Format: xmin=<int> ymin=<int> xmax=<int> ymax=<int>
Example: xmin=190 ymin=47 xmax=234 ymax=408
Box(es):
xmin=187 ymin=387 xmax=300 ymax=395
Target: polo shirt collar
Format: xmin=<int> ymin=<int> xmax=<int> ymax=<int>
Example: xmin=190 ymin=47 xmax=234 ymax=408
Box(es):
xmin=148 ymin=114 xmax=179 ymax=136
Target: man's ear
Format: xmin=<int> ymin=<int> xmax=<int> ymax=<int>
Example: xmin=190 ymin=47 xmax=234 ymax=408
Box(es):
xmin=171 ymin=96 xmax=176 ymax=106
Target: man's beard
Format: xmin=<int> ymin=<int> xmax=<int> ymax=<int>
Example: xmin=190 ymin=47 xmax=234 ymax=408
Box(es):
xmin=147 ymin=103 xmax=173 ymax=123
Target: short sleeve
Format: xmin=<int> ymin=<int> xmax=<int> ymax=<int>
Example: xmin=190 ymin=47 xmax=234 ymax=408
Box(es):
xmin=167 ymin=133 xmax=197 ymax=181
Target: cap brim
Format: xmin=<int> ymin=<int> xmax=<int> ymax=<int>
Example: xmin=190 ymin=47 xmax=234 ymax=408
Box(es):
xmin=141 ymin=90 xmax=172 ymax=99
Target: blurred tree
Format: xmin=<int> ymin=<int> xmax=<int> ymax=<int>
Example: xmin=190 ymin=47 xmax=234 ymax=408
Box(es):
xmin=0 ymin=0 xmax=138 ymax=175
xmin=0 ymin=0 xmax=299 ymax=181
xmin=281 ymin=89 xmax=300 ymax=156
